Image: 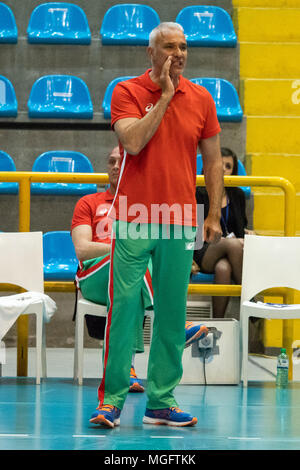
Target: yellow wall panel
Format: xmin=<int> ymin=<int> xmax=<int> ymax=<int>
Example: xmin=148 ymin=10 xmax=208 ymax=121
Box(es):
xmin=251 ymin=153 xmax=300 ymax=191
xmin=243 ymin=79 xmax=300 ymax=116
xmin=252 ymin=191 xmax=300 ymax=234
xmin=233 ymin=0 xmax=300 ymax=7
xmin=246 ymin=117 xmax=300 ymax=154
xmin=263 ymin=318 xmax=300 ymax=349
xmin=240 ymin=43 xmax=300 ymax=79
xmin=253 ymin=191 xmax=285 ymax=232
xmin=235 ymin=0 xmax=300 ymax=349
xmin=237 ymin=8 xmax=300 ymax=42
xmin=263 ymin=320 xmax=300 ymax=349
xmin=263 ymin=319 xmax=283 ymax=348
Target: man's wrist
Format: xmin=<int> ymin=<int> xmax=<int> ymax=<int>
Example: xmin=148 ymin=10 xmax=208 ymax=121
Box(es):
xmin=160 ymin=92 xmax=173 ymax=105
xmin=207 ymin=210 xmax=221 ymax=221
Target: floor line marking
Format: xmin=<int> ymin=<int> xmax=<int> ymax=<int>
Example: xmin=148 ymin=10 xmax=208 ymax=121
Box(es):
xmin=72 ymin=434 xmax=106 ymax=438
xmin=0 ymin=434 xmax=30 ymax=438
xmin=150 ymin=436 xmax=184 ymax=439
xmin=228 ymin=437 xmax=261 ymax=440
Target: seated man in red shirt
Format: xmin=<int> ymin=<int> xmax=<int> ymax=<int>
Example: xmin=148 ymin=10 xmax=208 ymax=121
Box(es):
xmin=71 ymin=146 xmax=208 ymax=394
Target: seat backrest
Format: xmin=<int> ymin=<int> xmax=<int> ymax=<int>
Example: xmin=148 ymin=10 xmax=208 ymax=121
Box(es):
xmin=197 ymin=154 xmax=247 ymax=176
xmin=0 ymin=151 xmax=18 ymax=194
xmin=0 ymin=76 xmax=18 ymax=117
xmin=28 ymin=75 xmax=93 ymax=118
xmin=237 ymin=160 xmax=251 ymax=198
xmin=196 ymin=154 xmax=251 ymax=198
xmin=43 ymin=231 xmax=78 ymax=262
xmin=100 ymin=4 xmax=160 ymax=44
xmin=0 ymin=3 xmax=18 ymax=43
xmin=0 ymin=151 xmax=16 ymax=171
xmin=32 ymin=151 xmax=94 ymax=173
xmin=237 ymin=160 xmax=246 ymax=176
xmin=190 ymin=78 xmax=243 ymax=122
xmin=196 ymin=154 xmax=203 ymax=176
xmin=176 ymin=6 xmax=237 ymax=46
xmin=241 ymin=235 xmax=300 ymax=304
xmin=0 ymin=232 xmax=44 ymax=293
xmin=102 ymin=76 xmax=136 ymax=118
xmin=27 ymin=2 xmax=91 ymax=44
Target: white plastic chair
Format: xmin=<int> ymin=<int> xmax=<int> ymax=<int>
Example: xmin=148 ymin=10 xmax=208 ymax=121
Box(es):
xmin=73 ymin=295 xmax=154 ymax=385
xmin=73 ymin=296 xmax=107 ymax=385
xmin=0 ymin=232 xmax=53 ymax=384
xmin=240 ymin=235 xmax=300 ymax=387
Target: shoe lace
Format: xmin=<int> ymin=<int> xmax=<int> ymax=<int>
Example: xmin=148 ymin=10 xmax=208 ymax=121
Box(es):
xmin=185 ymin=321 xmax=194 ymax=330
xmin=97 ymin=404 xmax=115 ymax=412
xmin=170 ymin=407 xmax=183 ymax=413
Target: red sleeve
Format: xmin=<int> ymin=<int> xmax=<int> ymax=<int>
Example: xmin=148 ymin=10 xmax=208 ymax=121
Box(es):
xmin=111 ymin=82 xmax=142 ymax=128
xmin=71 ymin=196 xmax=93 ymax=232
xmin=201 ymin=90 xmax=221 ymax=140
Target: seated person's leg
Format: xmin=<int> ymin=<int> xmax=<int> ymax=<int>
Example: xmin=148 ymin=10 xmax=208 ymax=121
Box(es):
xmin=77 ymin=253 xmax=145 ymax=392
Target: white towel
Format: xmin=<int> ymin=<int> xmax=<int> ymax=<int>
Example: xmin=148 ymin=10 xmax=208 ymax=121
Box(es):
xmin=0 ymin=292 xmax=57 ymax=341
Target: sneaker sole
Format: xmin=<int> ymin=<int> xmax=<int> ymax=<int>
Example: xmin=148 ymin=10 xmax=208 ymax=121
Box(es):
xmin=143 ymin=416 xmax=197 ymax=427
xmin=129 ymin=382 xmax=145 ymax=393
xmin=185 ymin=325 xmax=208 ymax=348
xmin=89 ymin=415 xmax=120 ymax=428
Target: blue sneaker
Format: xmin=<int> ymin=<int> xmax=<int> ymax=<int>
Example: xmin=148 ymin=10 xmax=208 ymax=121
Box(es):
xmin=89 ymin=404 xmax=121 ymax=428
xmin=129 ymin=367 xmax=145 ymax=393
xmin=185 ymin=321 xmax=208 ymax=348
xmin=143 ymin=407 xmax=197 ymax=427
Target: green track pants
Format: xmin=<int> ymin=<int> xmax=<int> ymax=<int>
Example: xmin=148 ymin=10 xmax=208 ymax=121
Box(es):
xmin=98 ymin=222 xmax=196 ymax=410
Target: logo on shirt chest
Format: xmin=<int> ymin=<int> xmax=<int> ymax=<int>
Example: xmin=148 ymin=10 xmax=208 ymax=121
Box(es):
xmin=145 ymin=103 xmax=153 ymax=113
xmin=97 ymin=208 xmax=108 ymax=217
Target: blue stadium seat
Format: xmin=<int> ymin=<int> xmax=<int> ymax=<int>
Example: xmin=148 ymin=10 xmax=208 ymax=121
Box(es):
xmin=197 ymin=154 xmax=251 ymax=199
xmin=27 ymin=75 xmax=93 ymax=119
xmin=0 ymin=76 xmax=18 ymax=117
xmin=235 ymin=159 xmax=251 ymax=199
xmin=196 ymin=154 xmax=203 ymax=176
xmin=0 ymin=151 xmax=18 ymax=194
xmin=27 ymin=2 xmax=91 ymax=44
xmin=190 ymin=272 xmax=215 ymax=284
xmin=0 ymin=3 xmax=18 ymax=43
xmin=176 ymin=6 xmax=237 ymax=47
xmin=43 ymin=231 xmax=78 ymax=281
xmin=102 ymin=76 xmax=136 ymax=119
xmin=100 ymin=4 xmax=160 ymax=45
xmin=190 ymin=78 xmax=243 ymax=122
xmin=31 ymin=151 xmax=97 ymax=195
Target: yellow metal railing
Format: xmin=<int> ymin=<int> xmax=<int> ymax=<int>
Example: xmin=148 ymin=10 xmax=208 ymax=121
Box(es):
xmin=0 ymin=172 xmax=297 ymax=378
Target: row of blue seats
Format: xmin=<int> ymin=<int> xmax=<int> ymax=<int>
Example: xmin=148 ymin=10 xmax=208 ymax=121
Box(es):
xmin=39 ymin=153 xmax=251 ymax=284
xmin=0 ymin=3 xmax=237 ymax=47
xmin=0 ymin=149 xmax=251 ymax=198
xmin=41 ymin=230 xmax=215 ymax=283
xmin=0 ymin=150 xmax=97 ymax=195
xmin=0 ymin=75 xmax=243 ymax=122
xmin=44 ymin=230 xmax=215 ymax=283
xmin=0 ymin=227 xmax=214 ymax=287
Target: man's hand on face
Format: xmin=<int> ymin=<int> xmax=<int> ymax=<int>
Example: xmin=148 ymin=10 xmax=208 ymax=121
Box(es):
xmin=160 ymin=56 xmax=175 ymax=100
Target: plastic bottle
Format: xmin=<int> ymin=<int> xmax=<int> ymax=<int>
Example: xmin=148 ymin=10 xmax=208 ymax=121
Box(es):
xmin=276 ymin=348 xmax=289 ymax=388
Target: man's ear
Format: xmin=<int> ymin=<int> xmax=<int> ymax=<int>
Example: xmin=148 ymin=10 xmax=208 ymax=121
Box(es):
xmin=147 ymin=46 xmax=153 ymax=61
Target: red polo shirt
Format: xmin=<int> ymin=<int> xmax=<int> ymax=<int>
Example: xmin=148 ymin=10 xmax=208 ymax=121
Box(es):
xmin=71 ymin=189 xmax=114 ymax=244
xmin=111 ymin=69 xmax=221 ymax=226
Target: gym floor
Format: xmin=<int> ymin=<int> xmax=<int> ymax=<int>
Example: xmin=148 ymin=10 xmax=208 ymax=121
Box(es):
xmin=1 ymin=348 xmax=300 ymax=451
